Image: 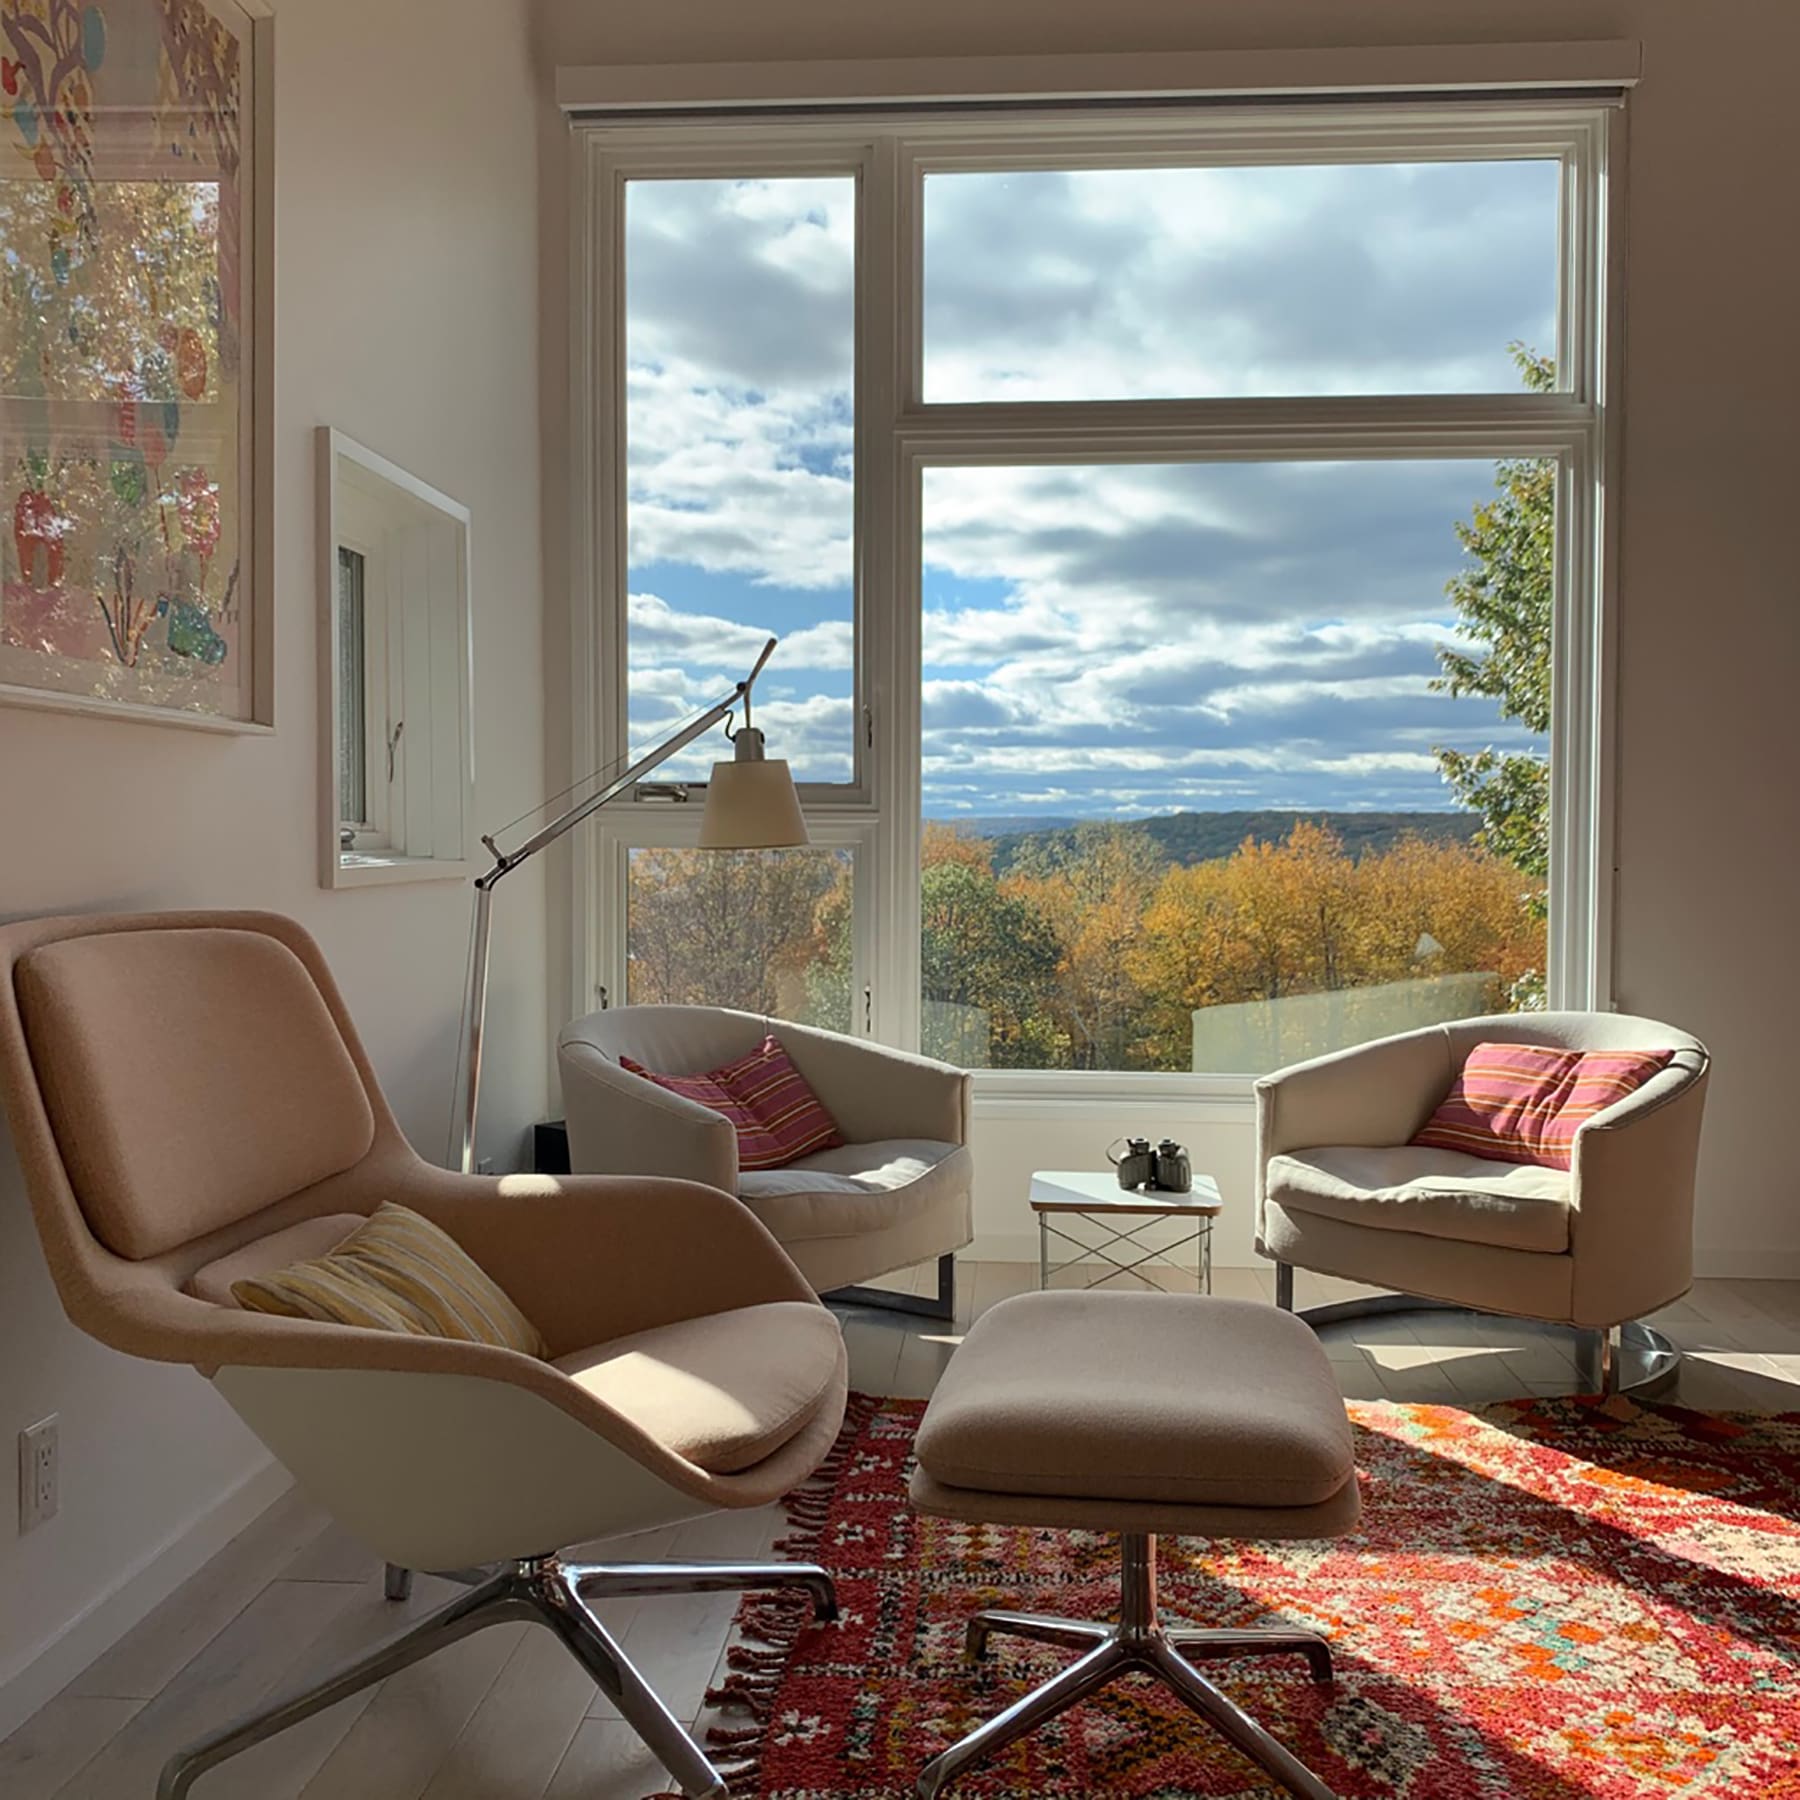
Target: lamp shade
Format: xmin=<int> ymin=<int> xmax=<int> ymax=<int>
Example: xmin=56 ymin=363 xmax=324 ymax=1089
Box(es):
xmin=699 ymin=755 xmax=810 ymax=849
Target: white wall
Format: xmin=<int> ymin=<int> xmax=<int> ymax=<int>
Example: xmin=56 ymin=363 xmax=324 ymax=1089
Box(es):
xmin=969 ymin=1099 xmax=1257 ymax=1266
xmin=0 ymin=0 xmax=547 ymax=1727
xmin=534 ymin=0 xmax=1800 ymax=1278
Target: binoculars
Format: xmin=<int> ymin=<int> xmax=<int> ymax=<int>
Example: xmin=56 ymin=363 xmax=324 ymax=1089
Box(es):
xmin=1107 ymin=1136 xmax=1193 ymax=1194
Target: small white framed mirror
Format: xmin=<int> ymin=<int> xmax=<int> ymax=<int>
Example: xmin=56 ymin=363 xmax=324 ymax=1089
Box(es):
xmin=318 ymin=429 xmax=475 ymax=887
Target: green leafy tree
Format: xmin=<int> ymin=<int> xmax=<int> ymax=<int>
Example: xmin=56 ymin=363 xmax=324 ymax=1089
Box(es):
xmin=1432 ymin=345 xmax=1555 ymax=890
xmin=922 ymin=859 xmax=1064 ymax=1068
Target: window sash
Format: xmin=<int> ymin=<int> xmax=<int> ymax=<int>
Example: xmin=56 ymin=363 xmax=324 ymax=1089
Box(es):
xmin=592 ymin=809 xmax=879 ymax=1027
xmin=336 ymin=546 xmax=370 ymax=829
xmin=571 ymin=100 xmax=1620 ymax=1070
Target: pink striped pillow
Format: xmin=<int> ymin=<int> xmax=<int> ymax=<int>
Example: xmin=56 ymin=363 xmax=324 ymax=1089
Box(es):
xmin=617 ymin=1056 xmax=784 ymax=1170
xmin=715 ymin=1035 xmax=844 ymax=1169
xmin=1412 ymin=1041 xmax=1674 ymax=1171
xmin=621 ymin=1035 xmax=843 ymax=1172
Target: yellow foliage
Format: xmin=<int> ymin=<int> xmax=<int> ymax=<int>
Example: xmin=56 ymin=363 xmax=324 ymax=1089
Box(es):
xmin=921 ymin=820 xmax=995 ymax=874
xmin=1123 ymin=823 xmax=1544 ymax=1067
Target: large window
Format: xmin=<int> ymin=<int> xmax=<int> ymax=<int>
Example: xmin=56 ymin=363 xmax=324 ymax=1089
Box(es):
xmin=576 ymin=104 xmax=1614 ymax=1083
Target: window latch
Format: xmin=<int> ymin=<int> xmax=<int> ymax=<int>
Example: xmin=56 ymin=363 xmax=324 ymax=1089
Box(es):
xmin=863 ymin=984 xmax=873 ymax=1033
xmin=385 ymin=719 xmax=404 ymax=782
xmin=634 ymin=782 xmax=692 ymax=803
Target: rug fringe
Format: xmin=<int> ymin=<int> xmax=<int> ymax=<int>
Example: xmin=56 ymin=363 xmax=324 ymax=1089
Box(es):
xmin=702 ymin=1390 xmax=885 ymax=1797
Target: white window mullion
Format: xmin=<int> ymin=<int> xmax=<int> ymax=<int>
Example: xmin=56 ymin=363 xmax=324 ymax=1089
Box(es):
xmin=1587 ymin=104 xmax=1629 ymax=1011
xmin=894 ymin=393 xmax=1596 ymax=462
xmin=859 ymin=134 xmax=918 ymax=1046
xmin=566 ymin=135 xmax=624 ymax=1020
xmin=1548 ymin=433 xmax=1607 ymax=1013
xmin=879 ymin=454 xmax=924 ymax=1052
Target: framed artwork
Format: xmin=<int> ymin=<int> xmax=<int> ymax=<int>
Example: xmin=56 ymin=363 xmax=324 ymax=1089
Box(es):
xmin=1 ymin=0 xmax=272 ymax=730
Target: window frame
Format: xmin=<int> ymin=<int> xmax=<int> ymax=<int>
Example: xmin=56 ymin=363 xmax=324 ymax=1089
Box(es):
xmin=333 ymin=540 xmax=388 ymax=847
xmin=570 ymin=99 xmax=1623 ymax=1091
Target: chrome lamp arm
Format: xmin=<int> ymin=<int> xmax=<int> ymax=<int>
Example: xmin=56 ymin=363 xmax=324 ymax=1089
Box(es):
xmin=451 ymin=637 xmax=777 ymax=1174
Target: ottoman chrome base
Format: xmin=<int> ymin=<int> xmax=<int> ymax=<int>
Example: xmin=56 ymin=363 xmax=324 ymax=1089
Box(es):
xmin=918 ymin=1531 xmax=1337 ymax=1800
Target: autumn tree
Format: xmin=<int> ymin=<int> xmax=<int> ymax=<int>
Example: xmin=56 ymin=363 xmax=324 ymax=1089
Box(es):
xmin=1126 ymin=822 xmax=1545 ymax=1069
xmin=1002 ymin=823 xmax=1166 ymax=1069
xmin=803 ymin=859 xmax=856 ymax=1028
xmin=1433 ymin=345 xmax=1554 ymax=890
xmin=626 ymin=848 xmax=846 ymax=1023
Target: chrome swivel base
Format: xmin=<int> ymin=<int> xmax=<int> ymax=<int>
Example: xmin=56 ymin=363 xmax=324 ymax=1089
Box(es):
xmin=157 ymin=1551 xmax=837 ymax=1800
xmin=1273 ymin=1263 xmax=1681 ymax=1399
xmin=917 ymin=1532 xmax=1337 ymax=1800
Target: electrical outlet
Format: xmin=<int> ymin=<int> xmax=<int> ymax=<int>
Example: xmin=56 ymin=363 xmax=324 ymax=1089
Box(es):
xmin=19 ymin=1416 xmax=58 ymax=1534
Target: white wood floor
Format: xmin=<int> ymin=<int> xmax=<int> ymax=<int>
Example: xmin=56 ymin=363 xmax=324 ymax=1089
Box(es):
xmin=5 ymin=1262 xmax=1798 ymax=1800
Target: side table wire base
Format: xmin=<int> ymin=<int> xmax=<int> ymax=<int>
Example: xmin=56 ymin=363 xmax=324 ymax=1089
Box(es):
xmin=1037 ymin=1210 xmax=1214 ymax=1294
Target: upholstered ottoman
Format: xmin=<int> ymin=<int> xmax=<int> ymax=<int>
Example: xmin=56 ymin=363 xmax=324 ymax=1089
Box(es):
xmin=910 ymin=1291 xmax=1359 ymax=1800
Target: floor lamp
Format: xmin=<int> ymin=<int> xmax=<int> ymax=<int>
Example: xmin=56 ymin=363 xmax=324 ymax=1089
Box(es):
xmin=453 ymin=637 xmax=807 ymax=1174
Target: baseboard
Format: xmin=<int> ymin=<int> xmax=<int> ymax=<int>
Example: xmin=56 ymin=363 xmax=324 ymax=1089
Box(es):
xmin=968 ymin=1229 xmax=1265 ymax=1269
xmin=971 ymin=1239 xmax=1800 ymax=1285
xmin=1693 ymin=1248 xmax=1800 ymax=1281
xmin=0 ymin=1455 xmax=294 ymax=1741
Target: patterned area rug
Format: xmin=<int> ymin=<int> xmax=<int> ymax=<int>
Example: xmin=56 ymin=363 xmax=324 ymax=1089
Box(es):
xmin=702 ymin=1394 xmax=1800 ymax=1799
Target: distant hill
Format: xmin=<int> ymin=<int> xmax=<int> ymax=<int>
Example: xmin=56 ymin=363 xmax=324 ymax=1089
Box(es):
xmin=962 ymin=809 xmax=1480 ymax=875
xmin=942 ymin=815 xmax=1081 ymax=838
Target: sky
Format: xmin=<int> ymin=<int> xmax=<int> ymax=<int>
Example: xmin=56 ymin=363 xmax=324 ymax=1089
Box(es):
xmin=623 ymin=160 xmax=1559 ymax=819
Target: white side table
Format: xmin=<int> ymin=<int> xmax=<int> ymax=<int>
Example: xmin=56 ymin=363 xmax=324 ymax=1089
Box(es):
xmin=1029 ymin=1168 xmax=1223 ymax=1294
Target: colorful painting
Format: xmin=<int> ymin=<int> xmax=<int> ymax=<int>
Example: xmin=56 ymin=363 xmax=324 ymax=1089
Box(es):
xmin=0 ymin=0 xmax=263 ymax=725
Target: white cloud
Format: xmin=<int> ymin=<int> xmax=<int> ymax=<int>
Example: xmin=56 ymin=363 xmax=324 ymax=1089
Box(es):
xmin=921 ymin=162 xmax=1558 ymax=402
xmin=629 ymin=593 xmax=853 ymax=672
xmin=616 ymin=171 xmax=1550 ymax=815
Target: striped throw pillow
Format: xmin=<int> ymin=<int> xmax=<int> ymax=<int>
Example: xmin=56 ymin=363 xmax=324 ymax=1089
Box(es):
xmin=717 ymin=1036 xmax=845 ymax=1169
xmin=231 ymin=1202 xmax=546 ymax=1357
xmin=618 ymin=1054 xmax=788 ymax=1169
xmin=623 ymin=1035 xmax=843 ymax=1171
xmin=1412 ymin=1042 xmax=1674 ymax=1171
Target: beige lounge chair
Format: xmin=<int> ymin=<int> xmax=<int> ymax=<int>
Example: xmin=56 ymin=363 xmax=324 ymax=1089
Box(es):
xmin=0 ymin=910 xmax=848 ymax=1800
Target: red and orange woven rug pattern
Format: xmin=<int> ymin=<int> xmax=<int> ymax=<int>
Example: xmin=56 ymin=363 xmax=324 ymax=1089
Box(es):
xmin=705 ymin=1394 xmax=1800 ymax=1798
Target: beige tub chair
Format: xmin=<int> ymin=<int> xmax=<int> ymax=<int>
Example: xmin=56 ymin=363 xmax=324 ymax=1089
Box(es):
xmin=559 ymin=1005 xmax=973 ymax=1320
xmin=1255 ymin=1010 xmax=1710 ymax=1395
xmin=0 ymin=911 xmax=847 ymax=1800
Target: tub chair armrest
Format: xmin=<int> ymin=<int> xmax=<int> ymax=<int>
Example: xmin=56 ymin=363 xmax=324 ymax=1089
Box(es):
xmin=557 ymin=1036 xmax=739 ymax=1192
xmin=1255 ymin=1026 xmax=1457 ymax=1168
xmin=1567 ymin=1055 xmax=1709 ymax=1324
xmin=768 ymin=1022 xmax=971 ymax=1147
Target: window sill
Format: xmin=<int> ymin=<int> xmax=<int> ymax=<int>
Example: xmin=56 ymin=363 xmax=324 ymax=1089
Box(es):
xmin=327 ymin=851 xmax=476 ymax=889
xmin=969 ymin=1067 xmax=1257 ymax=1120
